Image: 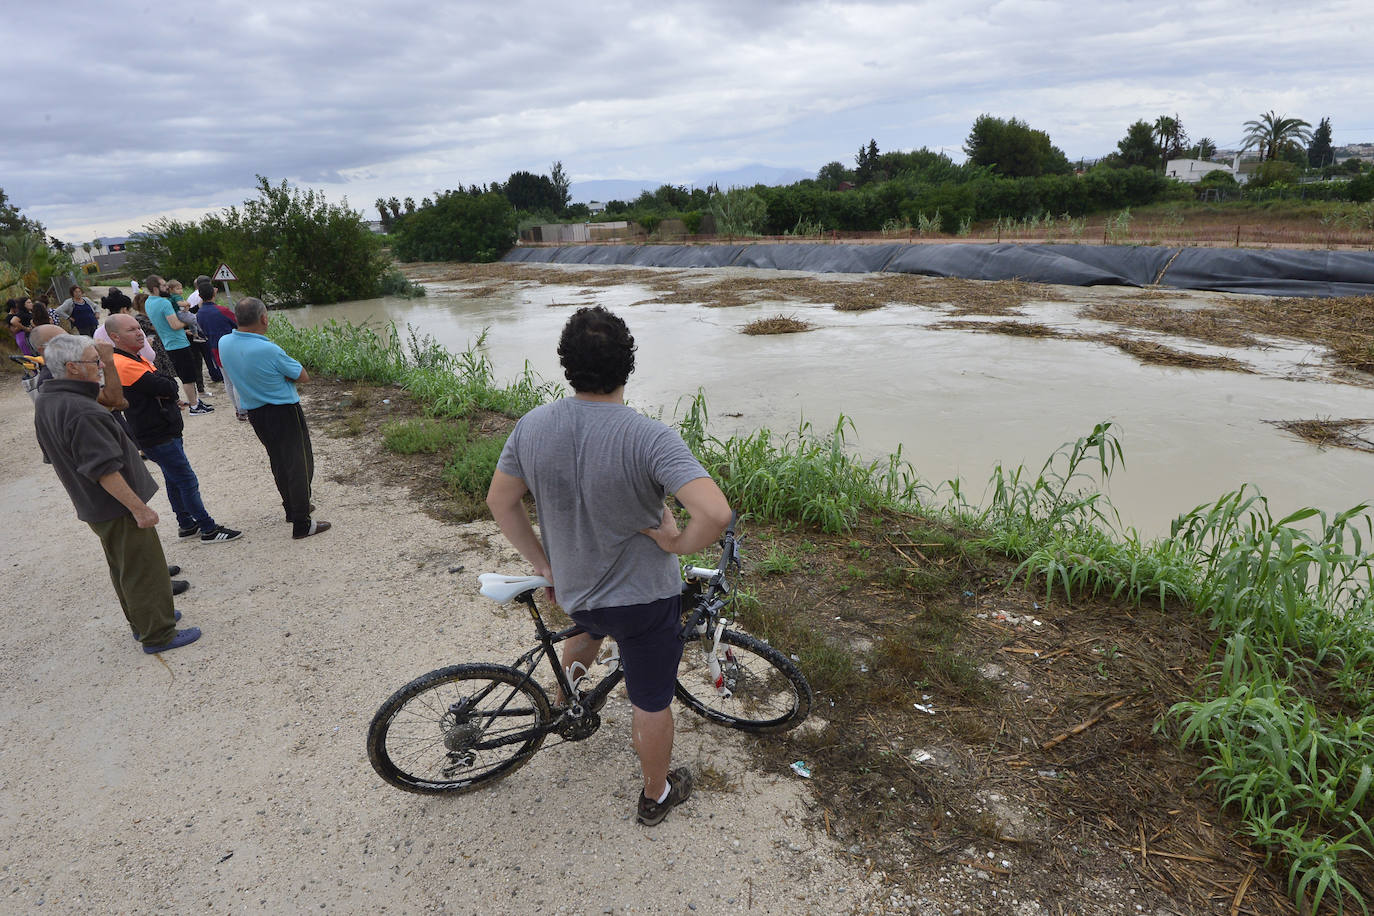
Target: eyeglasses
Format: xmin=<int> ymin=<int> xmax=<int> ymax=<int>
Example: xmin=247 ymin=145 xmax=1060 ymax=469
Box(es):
xmin=70 ymin=358 xmax=104 ymax=366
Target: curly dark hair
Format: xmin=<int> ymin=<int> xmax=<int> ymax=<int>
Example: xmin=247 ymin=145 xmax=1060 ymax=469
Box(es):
xmin=557 ymin=306 xmax=636 ymax=394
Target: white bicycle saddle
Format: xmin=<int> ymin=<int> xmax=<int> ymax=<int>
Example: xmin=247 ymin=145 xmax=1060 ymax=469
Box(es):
xmin=478 ymin=573 xmax=553 ymax=604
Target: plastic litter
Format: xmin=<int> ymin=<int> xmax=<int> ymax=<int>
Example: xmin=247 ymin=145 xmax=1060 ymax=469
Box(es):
xmin=790 ymin=760 xmax=812 ymax=779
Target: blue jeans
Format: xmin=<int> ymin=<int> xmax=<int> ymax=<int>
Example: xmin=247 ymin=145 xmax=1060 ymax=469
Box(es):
xmin=143 ymin=437 xmax=216 ymax=532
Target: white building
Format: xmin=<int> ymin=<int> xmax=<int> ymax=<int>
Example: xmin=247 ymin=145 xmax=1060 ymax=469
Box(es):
xmin=1165 ymin=157 xmax=1247 ymax=184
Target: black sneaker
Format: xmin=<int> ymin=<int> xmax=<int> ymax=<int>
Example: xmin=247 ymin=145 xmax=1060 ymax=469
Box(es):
xmin=200 ymin=525 xmax=242 ymax=543
xmin=188 ymin=402 xmax=214 ymax=415
xmin=171 ymin=579 xmax=190 ymax=596
xmin=177 ymin=525 xmax=199 ymax=539
xmin=636 ymin=767 xmax=693 ymax=826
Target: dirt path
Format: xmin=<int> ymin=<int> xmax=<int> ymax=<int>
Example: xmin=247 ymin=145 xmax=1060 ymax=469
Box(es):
xmin=0 ymin=381 xmax=878 ymax=914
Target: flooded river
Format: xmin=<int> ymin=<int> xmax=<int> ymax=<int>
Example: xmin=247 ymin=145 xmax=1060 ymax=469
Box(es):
xmin=291 ymin=270 xmax=1373 ymax=538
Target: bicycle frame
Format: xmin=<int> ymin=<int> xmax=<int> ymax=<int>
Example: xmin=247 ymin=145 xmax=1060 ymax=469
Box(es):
xmin=447 ymin=590 xmax=624 ymax=757
xmin=456 ymin=519 xmax=743 ymax=751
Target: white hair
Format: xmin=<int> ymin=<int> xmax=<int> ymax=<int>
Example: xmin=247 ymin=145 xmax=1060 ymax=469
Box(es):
xmin=45 ymin=334 xmax=95 ymax=375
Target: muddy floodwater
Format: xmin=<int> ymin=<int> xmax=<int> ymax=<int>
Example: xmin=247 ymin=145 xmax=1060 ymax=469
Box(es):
xmin=292 ymin=267 xmax=1373 ymax=538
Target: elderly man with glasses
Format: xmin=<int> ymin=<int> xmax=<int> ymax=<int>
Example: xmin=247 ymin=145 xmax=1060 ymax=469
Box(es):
xmin=33 ymin=334 xmax=201 ymax=654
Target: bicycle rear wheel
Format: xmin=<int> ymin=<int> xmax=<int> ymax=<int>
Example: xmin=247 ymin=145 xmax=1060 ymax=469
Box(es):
xmin=675 ymin=629 xmax=812 ymax=734
xmin=367 ymin=663 xmax=552 ymax=795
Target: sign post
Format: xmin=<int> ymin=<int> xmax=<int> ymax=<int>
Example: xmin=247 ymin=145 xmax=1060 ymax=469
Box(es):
xmin=212 ymin=263 xmax=239 ymax=306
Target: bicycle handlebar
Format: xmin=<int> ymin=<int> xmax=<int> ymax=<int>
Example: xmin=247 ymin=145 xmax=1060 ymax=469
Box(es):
xmin=679 ymin=513 xmax=740 ymax=640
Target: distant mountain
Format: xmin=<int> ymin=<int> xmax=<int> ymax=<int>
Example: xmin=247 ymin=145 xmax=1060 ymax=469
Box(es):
xmin=569 ymin=179 xmax=661 ymax=205
xmin=570 ymin=163 xmax=814 ymax=204
xmin=694 ymin=163 xmax=814 ymax=189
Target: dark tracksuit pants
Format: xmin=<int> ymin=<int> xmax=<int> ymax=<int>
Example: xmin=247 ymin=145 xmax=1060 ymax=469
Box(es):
xmin=246 ymin=402 xmax=314 ymax=524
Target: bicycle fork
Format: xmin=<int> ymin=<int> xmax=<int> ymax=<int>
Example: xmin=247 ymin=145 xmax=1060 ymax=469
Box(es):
xmin=699 ymin=620 xmax=733 ymax=699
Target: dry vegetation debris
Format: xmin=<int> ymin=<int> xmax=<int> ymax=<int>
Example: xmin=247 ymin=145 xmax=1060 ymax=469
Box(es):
xmin=1268 ymin=417 xmax=1374 ymax=453
xmin=1080 ymin=300 xmax=1260 ymax=348
xmin=741 ymin=315 xmax=815 ymax=335
xmin=1091 ymin=334 xmax=1255 ymax=372
xmin=1235 ymin=294 xmax=1374 ymax=374
xmin=932 ymin=319 xmax=1060 ymax=338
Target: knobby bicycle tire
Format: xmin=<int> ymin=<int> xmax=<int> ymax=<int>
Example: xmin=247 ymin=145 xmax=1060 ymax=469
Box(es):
xmin=675 ymin=629 xmax=812 ymax=733
xmin=367 ymin=663 xmax=553 ymax=795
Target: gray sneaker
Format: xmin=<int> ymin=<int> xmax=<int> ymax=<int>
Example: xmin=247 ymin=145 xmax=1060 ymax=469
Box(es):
xmin=636 ymin=767 xmax=693 ymax=826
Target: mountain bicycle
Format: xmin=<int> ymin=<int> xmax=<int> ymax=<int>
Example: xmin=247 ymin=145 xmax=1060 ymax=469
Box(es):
xmin=366 ymin=520 xmax=812 ymax=795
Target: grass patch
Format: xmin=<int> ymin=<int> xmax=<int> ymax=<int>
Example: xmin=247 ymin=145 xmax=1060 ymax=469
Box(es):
xmin=741 ymin=314 xmax=814 ymax=335
xmin=382 ymin=417 xmax=468 ymax=454
xmin=442 ymin=431 xmax=510 ymax=499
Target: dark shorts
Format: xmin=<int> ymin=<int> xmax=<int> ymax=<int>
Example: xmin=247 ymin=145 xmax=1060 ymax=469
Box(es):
xmin=167 ymin=346 xmax=199 ymax=383
xmin=572 ymin=594 xmax=683 ymax=713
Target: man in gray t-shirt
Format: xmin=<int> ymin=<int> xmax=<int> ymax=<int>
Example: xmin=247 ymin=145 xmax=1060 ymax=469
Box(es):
xmin=488 ymin=306 xmax=731 ymax=826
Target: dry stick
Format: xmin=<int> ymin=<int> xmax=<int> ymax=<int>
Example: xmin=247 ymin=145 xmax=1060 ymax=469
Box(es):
xmin=1041 ymin=697 xmax=1129 ymax=751
xmin=1153 ymin=248 xmax=1184 ymax=286
xmin=1126 ymin=846 xmax=1215 ymax=864
xmin=884 ymin=536 xmax=929 ymax=566
xmin=1230 ymin=865 xmax=1257 ymax=916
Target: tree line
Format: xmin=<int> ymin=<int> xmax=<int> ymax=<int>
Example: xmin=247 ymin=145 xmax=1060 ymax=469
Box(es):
xmin=378 ymin=111 xmax=1372 ymax=263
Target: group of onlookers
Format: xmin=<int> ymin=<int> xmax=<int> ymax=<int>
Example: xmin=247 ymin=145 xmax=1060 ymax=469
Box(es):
xmin=25 ymin=275 xmax=332 ymax=654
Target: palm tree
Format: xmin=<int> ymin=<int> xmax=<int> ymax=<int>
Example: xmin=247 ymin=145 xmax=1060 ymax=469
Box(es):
xmin=1241 ymin=111 xmax=1312 ymax=161
xmin=1153 ymin=115 xmax=1187 ymax=170
xmin=1194 ymin=137 xmax=1217 ymax=160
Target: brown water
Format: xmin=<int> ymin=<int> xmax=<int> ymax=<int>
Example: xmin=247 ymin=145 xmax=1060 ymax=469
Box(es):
xmin=293 ymin=272 xmax=1374 ymax=538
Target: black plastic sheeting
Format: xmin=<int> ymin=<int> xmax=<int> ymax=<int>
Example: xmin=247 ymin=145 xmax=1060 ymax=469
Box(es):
xmin=502 ymin=243 xmax=1374 ymax=297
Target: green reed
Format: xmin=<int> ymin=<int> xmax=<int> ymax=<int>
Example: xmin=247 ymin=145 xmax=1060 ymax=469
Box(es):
xmin=267 ymin=318 xmax=562 ymax=419
xmin=943 ymin=423 xmax=1374 ymax=913
xmin=677 ymin=390 xmax=922 ymax=533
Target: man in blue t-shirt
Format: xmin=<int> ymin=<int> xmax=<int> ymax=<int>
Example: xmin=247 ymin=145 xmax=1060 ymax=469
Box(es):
xmin=219 ymin=297 xmax=330 ymax=540
xmin=487 ymin=306 xmax=731 ymax=826
xmin=143 ymin=274 xmax=211 ymax=414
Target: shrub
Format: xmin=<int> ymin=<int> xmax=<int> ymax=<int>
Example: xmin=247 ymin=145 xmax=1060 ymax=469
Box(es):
xmin=377 ymin=268 xmax=426 ymax=298
xmin=391 ymin=192 xmax=517 ymax=262
xmin=243 ymin=177 xmax=390 ymax=305
xmin=1198 ymin=170 xmax=1240 ymax=191
xmin=1250 ymin=160 xmax=1301 ymax=189
xmin=125 ymin=176 xmax=389 ymax=306
xmin=709 ymin=188 xmax=767 ymax=236
xmin=1350 ymin=172 xmax=1374 ymax=204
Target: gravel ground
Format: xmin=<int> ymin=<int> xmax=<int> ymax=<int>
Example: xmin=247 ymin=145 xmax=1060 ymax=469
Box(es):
xmin=0 ymin=380 xmax=880 ymax=914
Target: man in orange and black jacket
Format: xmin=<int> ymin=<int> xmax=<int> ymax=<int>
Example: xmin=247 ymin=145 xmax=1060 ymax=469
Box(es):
xmin=104 ymin=314 xmax=243 ymax=545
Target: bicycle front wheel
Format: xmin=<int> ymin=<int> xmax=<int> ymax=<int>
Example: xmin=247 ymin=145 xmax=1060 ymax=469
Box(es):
xmin=367 ymin=663 xmax=552 ymax=795
xmin=675 ymin=629 xmax=812 ymax=734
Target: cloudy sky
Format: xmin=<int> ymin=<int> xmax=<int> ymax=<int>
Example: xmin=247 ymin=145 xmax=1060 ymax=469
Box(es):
xmin=8 ymin=0 xmax=1372 ymax=242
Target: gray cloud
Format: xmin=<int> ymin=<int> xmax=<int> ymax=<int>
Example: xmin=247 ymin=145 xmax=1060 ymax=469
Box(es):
xmin=7 ymin=0 xmax=1371 ymax=239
